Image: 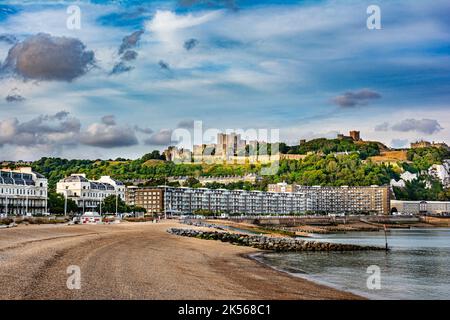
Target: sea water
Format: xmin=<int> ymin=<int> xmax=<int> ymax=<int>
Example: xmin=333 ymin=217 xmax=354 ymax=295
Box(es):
xmin=257 ymin=228 xmax=450 ymax=299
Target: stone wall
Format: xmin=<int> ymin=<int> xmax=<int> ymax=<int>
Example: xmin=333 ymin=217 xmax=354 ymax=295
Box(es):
xmin=167 ymin=228 xmax=385 ymax=252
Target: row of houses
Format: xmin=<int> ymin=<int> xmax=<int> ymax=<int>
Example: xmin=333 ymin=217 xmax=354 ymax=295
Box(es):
xmin=0 ymin=169 xmax=124 ymax=216
xmin=1 ymin=168 xmax=449 ymax=216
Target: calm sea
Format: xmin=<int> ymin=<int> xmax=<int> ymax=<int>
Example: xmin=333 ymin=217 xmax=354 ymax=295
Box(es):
xmin=256 ymin=228 xmax=450 ymax=299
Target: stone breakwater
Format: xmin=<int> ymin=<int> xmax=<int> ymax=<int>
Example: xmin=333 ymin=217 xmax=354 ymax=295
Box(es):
xmin=167 ymin=228 xmax=386 ymax=252
xmin=181 ymin=220 xmax=227 ymax=230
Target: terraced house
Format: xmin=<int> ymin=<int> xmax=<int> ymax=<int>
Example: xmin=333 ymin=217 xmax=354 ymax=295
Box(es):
xmin=0 ymin=167 xmax=48 ymax=215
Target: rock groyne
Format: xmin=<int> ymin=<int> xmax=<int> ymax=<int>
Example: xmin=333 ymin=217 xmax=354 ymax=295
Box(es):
xmin=167 ymin=228 xmax=386 ymax=252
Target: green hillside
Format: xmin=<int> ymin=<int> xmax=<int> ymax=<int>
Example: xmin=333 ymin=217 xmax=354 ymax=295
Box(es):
xmin=21 ymin=142 xmax=449 ymax=201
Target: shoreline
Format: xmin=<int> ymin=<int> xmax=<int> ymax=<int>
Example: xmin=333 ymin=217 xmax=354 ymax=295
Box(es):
xmin=0 ymin=221 xmax=361 ymax=300
xmin=248 ymin=251 xmax=369 ymax=300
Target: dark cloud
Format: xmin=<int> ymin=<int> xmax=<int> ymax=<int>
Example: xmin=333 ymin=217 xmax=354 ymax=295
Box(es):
xmin=111 ymin=62 xmax=134 ymax=75
xmin=17 ymin=112 xmax=80 ymax=136
xmin=112 ymin=31 xmax=143 ymax=75
xmin=134 ymin=125 xmax=154 ymax=134
xmin=121 ymin=50 xmax=138 ymax=61
xmin=5 ymin=88 xmax=25 ymax=103
xmin=0 ymin=111 xmax=80 ymax=148
xmin=158 ymin=60 xmax=170 ymax=70
xmin=374 ymin=122 xmax=389 ymax=131
xmin=80 ymin=118 xmax=138 ymax=148
xmin=1 ymin=33 xmax=94 ymax=81
xmin=332 ymin=89 xmax=381 ymax=107
xmin=0 ymin=112 xmax=142 ymax=152
xmin=391 ymin=118 xmax=443 ymax=134
xmin=144 ymin=129 xmax=175 ymax=146
xmin=177 ymin=120 xmax=195 ymax=129
xmin=118 ymin=30 xmax=144 ymax=55
xmin=5 ymin=93 xmax=25 ymax=103
xmin=0 ymin=33 xmax=17 ymax=45
xmin=184 ymin=38 xmax=199 ymax=50
xmin=101 ymin=115 xmax=116 ymax=126
xmin=54 ymin=111 xmax=70 ymax=120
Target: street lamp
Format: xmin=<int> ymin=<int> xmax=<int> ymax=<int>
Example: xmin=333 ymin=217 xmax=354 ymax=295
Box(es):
xmin=45 ymin=190 xmax=48 ymax=215
xmin=25 ymin=186 xmax=29 ymax=216
xmin=115 ymin=189 xmax=119 ymax=216
xmin=64 ymin=189 xmax=68 ymax=217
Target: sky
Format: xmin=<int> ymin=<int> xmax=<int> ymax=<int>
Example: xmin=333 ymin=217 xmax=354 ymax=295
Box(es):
xmin=0 ymin=0 xmax=449 ymax=161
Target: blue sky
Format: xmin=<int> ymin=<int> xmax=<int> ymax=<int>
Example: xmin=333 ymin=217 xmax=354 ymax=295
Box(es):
xmin=0 ymin=0 xmax=449 ymax=160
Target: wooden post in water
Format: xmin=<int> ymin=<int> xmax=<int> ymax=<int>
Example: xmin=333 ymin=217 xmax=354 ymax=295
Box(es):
xmin=384 ymin=224 xmax=389 ymax=251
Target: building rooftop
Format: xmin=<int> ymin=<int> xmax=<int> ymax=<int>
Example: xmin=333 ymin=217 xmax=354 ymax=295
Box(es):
xmin=0 ymin=169 xmax=38 ymax=186
xmin=62 ymin=175 xmax=89 ymax=183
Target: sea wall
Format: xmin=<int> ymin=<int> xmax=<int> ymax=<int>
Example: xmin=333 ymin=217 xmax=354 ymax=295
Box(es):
xmin=181 ymin=220 xmax=227 ymax=230
xmin=167 ymin=228 xmax=385 ymax=252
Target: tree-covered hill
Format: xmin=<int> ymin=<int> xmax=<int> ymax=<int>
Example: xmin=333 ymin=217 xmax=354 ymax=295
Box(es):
xmin=25 ymin=146 xmax=450 ymax=201
xmin=403 ymin=147 xmax=450 ymax=172
xmin=279 ymin=138 xmax=381 ymax=159
xmin=31 ymin=151 xmax=397 ymax=190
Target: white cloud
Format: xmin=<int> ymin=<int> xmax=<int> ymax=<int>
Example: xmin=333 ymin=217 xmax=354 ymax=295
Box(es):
xmin=146 ymin=10 xmax=222 ymax=49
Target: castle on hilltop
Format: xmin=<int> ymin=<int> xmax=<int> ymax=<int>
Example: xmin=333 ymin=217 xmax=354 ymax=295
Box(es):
xmin=337 ymin=130 xmax=361 ymax=141
xmin=410 ymin=140 xmax=449 ymax=150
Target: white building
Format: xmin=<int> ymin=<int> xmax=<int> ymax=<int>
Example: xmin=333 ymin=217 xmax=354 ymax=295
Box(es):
xmin=391 ymin=200 xmax=450 ymax=215
xmin=428 ymin=160 xmax=450 ymax=187
xmin=163 ymin=187 xmax=307 ymax=215
xmin=56 ymin=174 xmax=125 ymax=213
xmin=0 ymin=167 xmax=48 ymax=215
xmin=161 ymin=184 xmax=390 ymax=215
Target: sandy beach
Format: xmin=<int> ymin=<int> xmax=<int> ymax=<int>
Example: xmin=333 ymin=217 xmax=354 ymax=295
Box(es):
xmin=0 ymin=220 xmax=360 ymax=300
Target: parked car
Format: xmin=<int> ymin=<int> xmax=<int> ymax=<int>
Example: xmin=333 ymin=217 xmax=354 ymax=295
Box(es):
xmin=80 ymin=212 xmax=102 ymax=224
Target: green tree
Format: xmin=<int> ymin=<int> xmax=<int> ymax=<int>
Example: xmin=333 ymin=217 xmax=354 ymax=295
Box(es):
xmin=184 ymin=177 xmax=201 ymax=188
xmin=47 ymin=192 xmax=78 ymax=215
xmin=98 ymin=195 xmax=127 ymax=214
xmin=141 ymin=150 xmax=165 ymax=161
xmin=96 ymin=195 xmax=147 ymax=215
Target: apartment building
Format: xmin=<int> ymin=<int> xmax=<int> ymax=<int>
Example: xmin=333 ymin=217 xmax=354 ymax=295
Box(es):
xmin=295 ymin=185 xmax=390 ymax=215
xmin=391 ymin=200 xmax=450 ymax=215
xmin=125 ymin=186 xmax=164 ymax=214
xmin=0 ymin=167 xmax=48 ymax=215
xmin=56 ymin=174 xmax=125 ymax=212
xmin=268 ymin=183 xmax=390 ymax=214
xmin=162 ymin=187 xmax=307 ymax=215
xmin=123 ymin=183 xmax=390 ymax=216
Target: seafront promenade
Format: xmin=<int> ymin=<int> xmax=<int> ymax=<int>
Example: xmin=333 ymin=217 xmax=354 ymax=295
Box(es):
xmin=0 ymin=221 xmax=360 ymax=300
